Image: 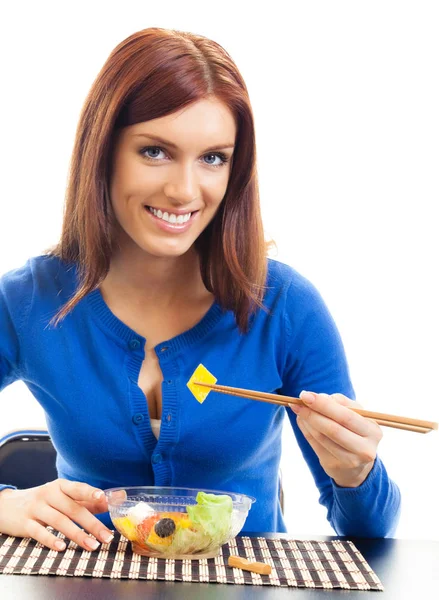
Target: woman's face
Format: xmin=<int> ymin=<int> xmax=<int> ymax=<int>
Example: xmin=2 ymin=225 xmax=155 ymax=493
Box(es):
xmin=110 ymin=97 xmax=236 ymax=259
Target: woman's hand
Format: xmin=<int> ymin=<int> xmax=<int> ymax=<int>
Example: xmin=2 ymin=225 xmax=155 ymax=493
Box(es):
xmin=291 ymin=391 xmax=383 ymax=488
xmin=0 ymin=479 xmax=114 ymax=551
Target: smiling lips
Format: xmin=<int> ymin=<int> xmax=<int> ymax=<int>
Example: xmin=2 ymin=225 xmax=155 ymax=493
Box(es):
xmin=145 ymin=205 xmax=199 ymax=232
xmin=147 ymin=205 xmax=193 ymax=225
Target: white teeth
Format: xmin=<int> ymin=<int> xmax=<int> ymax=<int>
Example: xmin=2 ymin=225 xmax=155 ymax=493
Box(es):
xmin=148 ymin=206 xmax=192 ymax=225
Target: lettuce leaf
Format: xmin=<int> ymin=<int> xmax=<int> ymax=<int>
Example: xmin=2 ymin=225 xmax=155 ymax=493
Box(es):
xmin=186 ymin=492 xmax=233 ymax=543
xmin=171 ymin=525 xmax=211 ymax=554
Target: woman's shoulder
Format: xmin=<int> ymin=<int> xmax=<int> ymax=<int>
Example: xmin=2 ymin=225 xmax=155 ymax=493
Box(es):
xmin=0 ymin=254 xmax=77 ymax=299
xmin=265 ymin=258 xmax=342 ymax=352
xmin=266 ymin=257 xmax=321 ymax=302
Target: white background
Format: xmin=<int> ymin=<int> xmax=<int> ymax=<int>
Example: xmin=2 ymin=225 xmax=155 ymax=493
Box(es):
xmin=0 ymin=1 xmax=438 ymax=539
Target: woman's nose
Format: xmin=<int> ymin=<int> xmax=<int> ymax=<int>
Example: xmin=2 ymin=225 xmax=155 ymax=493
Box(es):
xmin=163 ymin=165 xmax=199 ymax=204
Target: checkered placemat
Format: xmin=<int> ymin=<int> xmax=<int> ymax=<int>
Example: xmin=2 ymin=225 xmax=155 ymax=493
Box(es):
xmin=0 ymin=531 xmax=383 ymax=591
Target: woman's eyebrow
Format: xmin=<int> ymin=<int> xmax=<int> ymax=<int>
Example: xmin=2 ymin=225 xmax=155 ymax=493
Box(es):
xmin=132 ymin=133 xmax=235 ymax=152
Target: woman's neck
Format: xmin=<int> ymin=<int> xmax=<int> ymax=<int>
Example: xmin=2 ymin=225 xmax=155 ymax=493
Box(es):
xmin=102 ymin=243 xmax=208 ymax=307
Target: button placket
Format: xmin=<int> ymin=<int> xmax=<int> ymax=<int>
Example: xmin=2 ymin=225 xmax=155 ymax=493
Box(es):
xmin=152 ymin=352 xmax=181 ymax=485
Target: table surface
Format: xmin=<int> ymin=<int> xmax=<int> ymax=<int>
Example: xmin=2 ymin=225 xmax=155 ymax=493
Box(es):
xmin=1 ymin=534 xmax=438 ymax=599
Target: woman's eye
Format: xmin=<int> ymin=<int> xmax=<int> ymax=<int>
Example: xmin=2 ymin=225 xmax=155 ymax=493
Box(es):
xmin=203 ymin=153 xmax=229 ymax=167
xmin=141 ymin=146 xmax=166 ymax=160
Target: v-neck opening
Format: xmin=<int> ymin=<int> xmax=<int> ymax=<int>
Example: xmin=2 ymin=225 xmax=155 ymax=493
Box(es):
xmin=86 ymin=287 xmax=225 ymax=353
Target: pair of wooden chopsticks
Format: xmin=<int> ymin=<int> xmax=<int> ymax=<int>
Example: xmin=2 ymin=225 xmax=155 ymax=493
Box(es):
xmin=193 ymin=382 xmax=438 ymax=434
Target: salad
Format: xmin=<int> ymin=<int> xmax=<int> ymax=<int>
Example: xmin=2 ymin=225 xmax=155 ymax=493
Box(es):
xmin=112 ymin=491 xmax=233 ymax=556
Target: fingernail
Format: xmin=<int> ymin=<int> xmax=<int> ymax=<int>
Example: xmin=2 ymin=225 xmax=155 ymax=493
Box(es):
xmin=85 ymin=537 xmax=100 ymax=550
xmin=300 ymin=391 xmax=316 ymax=404
xmin=55 ymin=540 xmax=66 ymax=551
xmin=101 ymin=531 xmax=114 ymax=543
xmin=290 ymin=405 xmax=302 ymax=414
xmin=93 ymin=490 xmax=103 ymax=500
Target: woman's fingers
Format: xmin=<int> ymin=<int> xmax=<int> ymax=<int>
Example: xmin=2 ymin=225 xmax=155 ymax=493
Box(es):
xmin=0 ymin=480 xmax=114 ymax=552
xmin=76 ymin=493 xmax=109 ymax=514
xmin=297 ymin=413 xmax=376 ymax=487
xmin=32 ymin=503 xmax=104 ymax=551
xmin=57 ymin=479 xmax=106 ymax=505
xmin=46 ymin=483 xmax=113 ymax=546
xmin=296 ymin=417 xmax=336 ymax=462
xmin=31 ymin=481 xmax=113 ymax=549
xmin=25 ymin=519 xmax=68 ymax=552
xmin=330 ymin=393 xmax=364 ymax=410
xmin=308 ymin=412 xmax=375 ymax=459
xmin=297 ymin=416 xmax=370 ymax=466
xmin=293 ymin=391 xmax=382 ymax=487
xmin=299 ymin=391 xmax=377 ymax=439
xmin=293 ymin=397 xmax=379 ymax=459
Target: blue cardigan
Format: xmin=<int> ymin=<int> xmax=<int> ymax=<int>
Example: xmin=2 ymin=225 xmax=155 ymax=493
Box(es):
xmin=0 ymin=255 xmax=401 ymax=536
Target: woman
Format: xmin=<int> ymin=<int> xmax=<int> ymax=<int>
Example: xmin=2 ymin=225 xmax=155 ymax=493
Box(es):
xmin=0 ymin=28 xmax=400 ymax=553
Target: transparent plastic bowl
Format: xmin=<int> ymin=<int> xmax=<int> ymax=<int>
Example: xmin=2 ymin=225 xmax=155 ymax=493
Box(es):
xmin=105 ymin=486 xmax=255 ymax=559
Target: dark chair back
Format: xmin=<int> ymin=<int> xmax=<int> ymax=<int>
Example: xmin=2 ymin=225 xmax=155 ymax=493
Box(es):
xmin=0 ymin=430 xmax=57 ymax=488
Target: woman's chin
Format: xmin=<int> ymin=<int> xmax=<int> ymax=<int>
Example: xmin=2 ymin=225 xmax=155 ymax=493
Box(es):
xmin=137 ymin=240 xmax=195 ymax=260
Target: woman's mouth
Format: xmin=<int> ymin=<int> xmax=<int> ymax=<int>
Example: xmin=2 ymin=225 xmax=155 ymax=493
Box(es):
xmin=144 ymin=205 xmax=199 ymax=233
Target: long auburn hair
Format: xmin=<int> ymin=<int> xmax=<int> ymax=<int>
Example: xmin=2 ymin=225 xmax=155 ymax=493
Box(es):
xmin=50 ymin=27 xmax=268 ymax=333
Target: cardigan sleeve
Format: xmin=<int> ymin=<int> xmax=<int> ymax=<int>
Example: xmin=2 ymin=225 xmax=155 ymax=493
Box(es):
xmin=280 ymin=275 xmax=401 ymax=538
xmin=0 ymin=270 xmax=23 ymax=392
xmin=0 ymin=263 xmax=34 ymax=494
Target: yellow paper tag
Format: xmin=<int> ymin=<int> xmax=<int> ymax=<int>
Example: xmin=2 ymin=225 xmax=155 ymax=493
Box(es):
xmin=187 ymin=363 xmax=217 ymax=404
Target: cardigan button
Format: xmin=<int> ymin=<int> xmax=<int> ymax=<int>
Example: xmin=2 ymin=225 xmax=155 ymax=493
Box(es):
xmin=132 ymin=413 xmax=144 ymax=424
xmin=152 ymin=453 xmax=163 ymax=464
xmin=129 ymin=339 xmax=141 ymax=350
